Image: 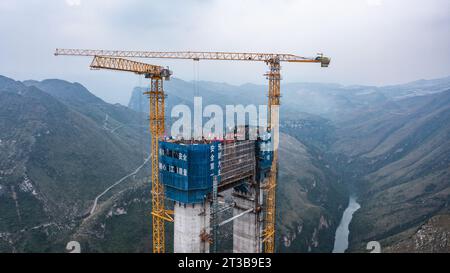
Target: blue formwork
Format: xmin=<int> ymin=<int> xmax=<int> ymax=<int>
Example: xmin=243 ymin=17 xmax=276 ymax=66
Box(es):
xmin=159 ymin=136 xmax=273 ymax=204
xmin=257 ymin=131 xmax=273 ymax=171
xmin=159 ymin=141 xmax=221 ymax=204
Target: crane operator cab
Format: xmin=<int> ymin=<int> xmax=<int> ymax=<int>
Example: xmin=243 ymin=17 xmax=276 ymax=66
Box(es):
xmin=145 ymin=68 xmax=172 ymax=80
xmin=316 ymin=53 xmax=331 ymax=67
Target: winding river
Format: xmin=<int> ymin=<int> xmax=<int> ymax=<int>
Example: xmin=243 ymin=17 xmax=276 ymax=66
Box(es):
xmin=332 ymin=196 xmax=361 ymax=253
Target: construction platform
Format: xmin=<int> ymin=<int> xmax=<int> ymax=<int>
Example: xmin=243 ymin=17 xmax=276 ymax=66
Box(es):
xmin=159 ymin=135 xmax=273 ymax=204
xmin=159 ymin=132 xmax=273 ymax=253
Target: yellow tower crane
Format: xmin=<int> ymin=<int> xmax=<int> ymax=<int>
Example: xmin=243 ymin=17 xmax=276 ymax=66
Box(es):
xmin=71 ymin=55 xmax=173 ymax=253
xmin=55 ymin=49 xmax=330 ymax=253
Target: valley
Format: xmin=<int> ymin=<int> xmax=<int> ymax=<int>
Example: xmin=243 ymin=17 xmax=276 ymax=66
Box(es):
xmin=1 ymin=75 xmax=449 ymax=252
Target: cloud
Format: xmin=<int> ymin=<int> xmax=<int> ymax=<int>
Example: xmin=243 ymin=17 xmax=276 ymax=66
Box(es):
xmin=0 ymin=0 xmax=449 ymax=105
xmin=366 ymin=0 xmax=382 ymax=6
xmin=65 ymin=0 xmax=81 ymax=7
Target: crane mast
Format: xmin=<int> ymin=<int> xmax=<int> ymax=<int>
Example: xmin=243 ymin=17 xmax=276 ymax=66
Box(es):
xmin=262 ymin=59 xmax=281 ymax=253
xmin=55 ymin=49 xmax=330 ymax=253
xmin=148 ymin=76 xmax=166 ymax=253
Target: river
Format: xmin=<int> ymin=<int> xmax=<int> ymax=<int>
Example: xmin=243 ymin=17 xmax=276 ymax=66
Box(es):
xmin=332 ymin=196 xmax=361 ymax=253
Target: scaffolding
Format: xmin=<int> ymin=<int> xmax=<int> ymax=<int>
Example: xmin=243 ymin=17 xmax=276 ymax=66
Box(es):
xmin=220 ymin=140 xmax=256 ymax=190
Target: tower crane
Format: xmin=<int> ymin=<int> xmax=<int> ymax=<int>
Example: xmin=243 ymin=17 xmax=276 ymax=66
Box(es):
xmin=74 ymin=55 xmax=173 ymax=253
xmin=55 ymin=49 xmax=330 ymax=253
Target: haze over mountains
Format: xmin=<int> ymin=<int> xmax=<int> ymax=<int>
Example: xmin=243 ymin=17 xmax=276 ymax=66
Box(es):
xmin=1 ymin=74 xmax=449 ymax=252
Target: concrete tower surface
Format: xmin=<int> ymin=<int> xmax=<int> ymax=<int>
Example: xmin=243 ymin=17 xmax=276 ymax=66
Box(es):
xmin=174 ymin=202 xmax=210 ymax=253
xmin=232 ymin=186 xmax=263 ymax=253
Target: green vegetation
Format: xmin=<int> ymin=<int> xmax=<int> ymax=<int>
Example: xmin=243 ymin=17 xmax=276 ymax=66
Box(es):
xmin=1 ymin=74 xmax=449 ymax=252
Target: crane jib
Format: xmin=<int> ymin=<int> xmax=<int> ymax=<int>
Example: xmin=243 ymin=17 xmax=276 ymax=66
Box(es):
xmin=54 ymin=48 xmax=329 ymax=64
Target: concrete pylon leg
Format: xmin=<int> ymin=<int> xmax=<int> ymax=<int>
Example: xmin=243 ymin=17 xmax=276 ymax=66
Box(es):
xmin=174 ymin=201 xmax=210 ymax=253
xmin=232 ymin=189 xmax=262 ymax=253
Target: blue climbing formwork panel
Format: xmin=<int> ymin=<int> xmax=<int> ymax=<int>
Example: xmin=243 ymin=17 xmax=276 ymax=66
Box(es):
xmin=159 ymin=140 xmax=221 ymax=204
xmin=159 ymin=135 xmax=273 ymax=204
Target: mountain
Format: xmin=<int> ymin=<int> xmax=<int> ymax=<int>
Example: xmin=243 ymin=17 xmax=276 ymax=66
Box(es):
xmin=337 ymin=89 xmax=450 ymax=252
xmin=1 ymin=75 xmax=341 ymax=253
xmin=129 ymin=77 xmax=350 ymax=252
xmin=277 ymin=133 xmax=346 ymax=252
xmin=128 ymin=78 xmax=315 ymax=121
xmin=129 ymin=76 xmax=450 ymax=122
xmin=383 ymin=214 xmax=450 ymax=252
xmin=0 ymin=75 xmax=150 ymax=252
xmin=380 ymin=76 xmax=450 ymax=100
xmin=0 ymin=74 xmax=349 ymax=253
xmin=129 ymin=76 xmax=450 ymax=252
xmin=2 ymin=73 xmax=449 ymax=253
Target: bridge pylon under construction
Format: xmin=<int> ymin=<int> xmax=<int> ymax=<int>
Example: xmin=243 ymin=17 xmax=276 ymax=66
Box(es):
xmin=159 ymin=129 xmax=273 ymax=253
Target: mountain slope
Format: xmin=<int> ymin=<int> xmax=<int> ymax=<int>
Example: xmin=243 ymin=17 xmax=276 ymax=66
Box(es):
xmin=2 ymin=74 xmax=449 ymax=253
xmin=278 ymin=133 xmax=346 ymax=252
xmin=128 ymin=76 xmax=450 ymax=253
xmin=0 ymin=76 xmax=149 ymax=252
xmin=337 ymin=90 xmax=450 ymax=252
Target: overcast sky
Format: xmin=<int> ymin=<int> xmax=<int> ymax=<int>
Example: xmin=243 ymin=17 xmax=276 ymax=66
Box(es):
xmin=1 ymin=0 xmax=449 ymax=104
